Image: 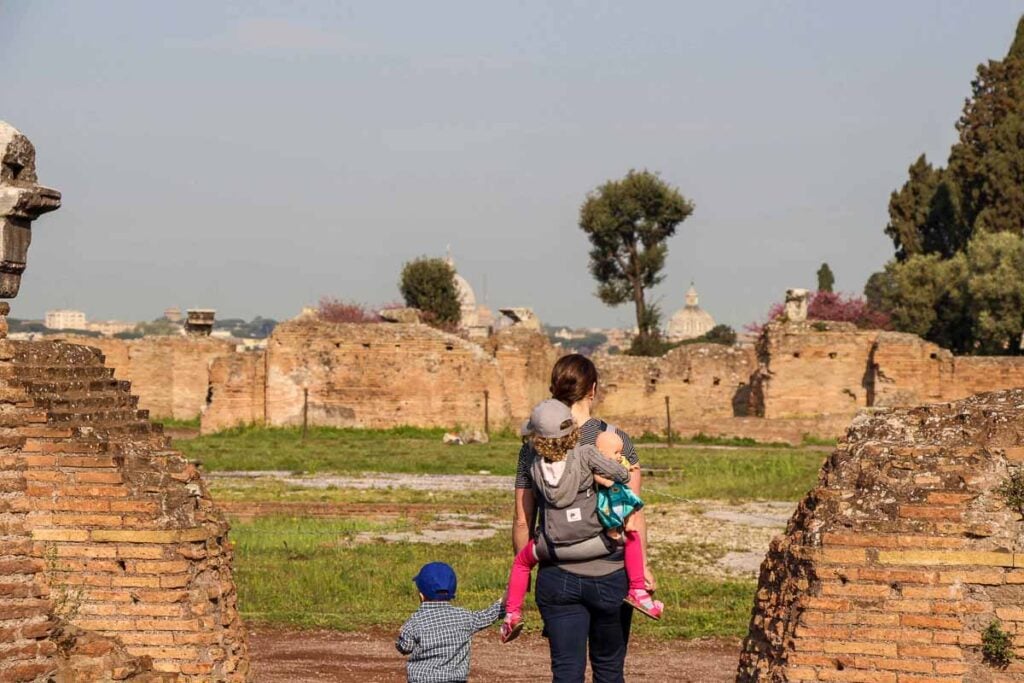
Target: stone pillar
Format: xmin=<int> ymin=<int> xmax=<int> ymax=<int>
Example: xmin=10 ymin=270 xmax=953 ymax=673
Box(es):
xmin=783 ymin=288 xmax=809 ymax=322
xmin=0 ymin=122 xmax=62 ymax=334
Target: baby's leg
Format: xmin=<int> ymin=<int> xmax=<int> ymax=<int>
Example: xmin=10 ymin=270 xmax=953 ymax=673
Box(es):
xmin=623 ymin=530 xmax=647 ymax=591
xmin=505 ymin=540 xmax=538 ymax=617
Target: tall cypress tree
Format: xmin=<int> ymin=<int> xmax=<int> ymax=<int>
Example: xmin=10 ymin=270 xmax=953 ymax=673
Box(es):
xmin=948 ymin=16 xmax=1024 ymax=236
xmin=876 ymin=15 xmax=1024 ymax=355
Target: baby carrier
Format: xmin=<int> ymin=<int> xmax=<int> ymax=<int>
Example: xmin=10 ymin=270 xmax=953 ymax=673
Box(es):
xmin=532 ymin=444 xmax=612 ymax=562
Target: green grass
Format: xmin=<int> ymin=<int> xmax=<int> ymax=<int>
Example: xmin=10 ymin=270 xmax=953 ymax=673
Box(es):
xmin=157 ymin=416 xmax=201 ymax=429
xmin=180 ymin=426 xmax=523 ymax=474
xmin=231 ymin=515 xmax=756 ymax=639
xmin=639 ymin=449 xmax=823 ymax=502
xmin=208 ymin=477 xmax=503 ymax=507
xmin=184 ymin=425 xmax=824 ymax=501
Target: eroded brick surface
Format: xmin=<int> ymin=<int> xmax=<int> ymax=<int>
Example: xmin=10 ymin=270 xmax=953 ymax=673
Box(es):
xmin=0 ymin=340 xmax=247 ymax=681
xmin=738 ymin=389 xmax=1024 ymax=682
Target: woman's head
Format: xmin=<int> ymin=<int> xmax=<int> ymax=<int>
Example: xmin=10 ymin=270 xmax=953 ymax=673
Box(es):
xmin=550 ymin=354 xmax=598 ymax=407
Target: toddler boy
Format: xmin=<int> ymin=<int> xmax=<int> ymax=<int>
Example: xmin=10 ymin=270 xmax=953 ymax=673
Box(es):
xmin=397 ymin=562 xmax=504 ymax=683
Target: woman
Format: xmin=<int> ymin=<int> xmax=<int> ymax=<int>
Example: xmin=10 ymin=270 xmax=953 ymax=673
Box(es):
xmin=513 ymin=354 xmax=654 ymax=683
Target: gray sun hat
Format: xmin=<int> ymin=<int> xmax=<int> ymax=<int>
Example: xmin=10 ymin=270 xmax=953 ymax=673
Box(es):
xmin=521 ymin=399 xmax=575 ymax=439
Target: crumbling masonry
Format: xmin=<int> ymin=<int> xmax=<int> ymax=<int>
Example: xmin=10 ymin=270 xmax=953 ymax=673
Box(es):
xmin=738 ymin=388 xmax=1024 ymax=682
xmin=0 ymin=122 xmax=247 ymax=680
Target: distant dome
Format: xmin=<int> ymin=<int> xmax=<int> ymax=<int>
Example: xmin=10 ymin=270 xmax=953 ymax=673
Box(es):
xmin=446 ymin=249 xmax=479 ymax=327
xmin=667 ymin=283 xmax=715 ymax=341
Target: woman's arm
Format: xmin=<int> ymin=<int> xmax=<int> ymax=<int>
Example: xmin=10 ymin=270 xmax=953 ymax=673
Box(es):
xmin=513 ymin=487 xmax=536 ymax=555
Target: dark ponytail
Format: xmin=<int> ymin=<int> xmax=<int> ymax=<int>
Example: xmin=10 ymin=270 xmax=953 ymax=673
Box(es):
xmin=549 ymin=354 xmax=598 ymax=407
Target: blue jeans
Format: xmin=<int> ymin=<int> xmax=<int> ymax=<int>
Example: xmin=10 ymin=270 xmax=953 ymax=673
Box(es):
xmin=535 ymin=565 xmax=631 ymax=683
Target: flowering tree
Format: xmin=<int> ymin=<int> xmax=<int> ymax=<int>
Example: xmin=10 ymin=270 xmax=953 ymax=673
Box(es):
xmin=317 ymin=298 xmax=382 ymax=324
xmin=746 ymin=291 xmax=891 ymax=335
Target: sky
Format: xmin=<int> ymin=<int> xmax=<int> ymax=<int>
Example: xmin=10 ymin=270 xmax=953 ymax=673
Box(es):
xmin=1 ymin=1 xmax=1022 ymax=330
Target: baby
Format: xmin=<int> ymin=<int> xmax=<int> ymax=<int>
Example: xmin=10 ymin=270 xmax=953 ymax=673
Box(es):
xmin=592 ymin=428 xmax=661 ymax=613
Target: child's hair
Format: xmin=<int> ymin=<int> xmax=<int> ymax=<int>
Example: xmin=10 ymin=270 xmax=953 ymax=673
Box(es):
xmin=529 ymin=426 xmax=580 ymax=462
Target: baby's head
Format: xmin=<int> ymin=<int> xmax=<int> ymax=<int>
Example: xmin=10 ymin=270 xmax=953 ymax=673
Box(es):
xmin=522 ymin=399 xmax=578 ymax=462
xmin=596 ymin=430 xmax=624 ymax=459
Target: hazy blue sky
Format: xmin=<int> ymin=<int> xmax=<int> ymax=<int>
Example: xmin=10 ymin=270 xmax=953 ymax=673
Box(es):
xmin=2 ymin=1 xmax=1022 ymax=329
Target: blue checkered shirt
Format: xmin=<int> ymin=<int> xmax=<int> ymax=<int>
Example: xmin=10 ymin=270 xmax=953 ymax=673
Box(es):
xmin=396 ymin=599 xmax=504 ymax=683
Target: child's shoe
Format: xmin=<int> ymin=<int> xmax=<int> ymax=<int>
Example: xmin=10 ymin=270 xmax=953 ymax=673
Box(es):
xmin=625 ymin=589 xmax=664 ymax=620
xmin=500 ymin=612 xmax=523 ymax=643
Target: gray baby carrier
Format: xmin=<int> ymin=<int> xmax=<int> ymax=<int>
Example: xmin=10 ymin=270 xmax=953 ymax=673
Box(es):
xmin=532 ymin=444 xmax=613 ymax=562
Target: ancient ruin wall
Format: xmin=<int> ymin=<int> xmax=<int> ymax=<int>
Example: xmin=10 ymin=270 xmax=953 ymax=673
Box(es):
xmin=61 ymin=336 xmax=235 ymax=421
xmin=739 ymin=388 xmax=1024 ymax=682
xmin=202 ymin=320 xmax=557 ymax=433
xmin=753 ymin=321 xmax=879 ymax=420
xmin=11 ymin=340 xmax=248 ymax=680
xmin=594 ymin=343 xmax=757 ymax=436
xmin=202 ymin=352 xmax=266 ymax=434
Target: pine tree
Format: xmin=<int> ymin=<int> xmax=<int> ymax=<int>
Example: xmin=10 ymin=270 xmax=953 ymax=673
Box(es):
xmin=949 ymin=17 xmax=1024 ymax=236
xmin=816 ymin=263 xmax=835 ymax=292
xmin=876 ymin=15 xmax=1024 ymax=354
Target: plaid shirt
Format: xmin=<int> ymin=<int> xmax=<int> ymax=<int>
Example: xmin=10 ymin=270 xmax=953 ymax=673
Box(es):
xmin=396 ymin=599 xmax=504 ymax=682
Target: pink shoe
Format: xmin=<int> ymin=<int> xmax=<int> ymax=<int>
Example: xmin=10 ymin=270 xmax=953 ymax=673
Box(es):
xmin=500 ymin=612 xmax=523 ymax=643
xmin=625 ymin=589 xmax=664 ymax=620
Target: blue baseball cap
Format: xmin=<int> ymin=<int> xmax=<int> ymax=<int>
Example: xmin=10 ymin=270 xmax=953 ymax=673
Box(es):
xmin=414 ymin=562 xmax=457 ymax=601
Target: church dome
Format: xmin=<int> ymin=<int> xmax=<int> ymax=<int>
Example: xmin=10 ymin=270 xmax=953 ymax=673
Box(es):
xmin=446 ymin=250 xmax=479 ymax=327
xmin=667 ymin=283 xmax=715 ymax=341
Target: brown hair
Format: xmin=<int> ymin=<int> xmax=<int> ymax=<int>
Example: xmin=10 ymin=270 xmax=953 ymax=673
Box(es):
xmin=529 ymin=426 xmax=580 ymax=463
xmin=550 ymin=354 xmax=598 ymax=407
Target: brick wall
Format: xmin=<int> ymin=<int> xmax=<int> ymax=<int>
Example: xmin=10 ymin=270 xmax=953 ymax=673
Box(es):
xmin=61 ymin=336 xmax=235 ymax=421
xmin=0 ymin=339 xmax=247 ymax=680
xmin=738 ymin=389 xmax=1024 ymax=682
xmin=594 ymin=343 xmax=758 ymax=435
xmin=203 ymin=320 xmax=559 ymax=432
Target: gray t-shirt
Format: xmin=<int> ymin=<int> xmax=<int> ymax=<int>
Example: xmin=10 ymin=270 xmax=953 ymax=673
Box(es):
xmin=515 ymin=418 xmax=640 ymax=577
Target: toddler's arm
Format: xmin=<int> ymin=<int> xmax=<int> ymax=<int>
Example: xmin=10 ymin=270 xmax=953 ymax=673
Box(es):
xmin=470 ymin=598 xmax=505 ymax=632
xmin=582 ymin=446 xmax=630 ymax=484
xmin=396 ymin=618 xmax=418 ymax=655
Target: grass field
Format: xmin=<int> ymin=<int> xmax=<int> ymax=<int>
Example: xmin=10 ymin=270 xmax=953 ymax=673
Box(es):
xmin=184 ymin=425 xmax=825 ymax=502
xmin=193 ymin=425 xmax=826 ymax=640
xmin=229 ymin=513 xmax=757 ymax=640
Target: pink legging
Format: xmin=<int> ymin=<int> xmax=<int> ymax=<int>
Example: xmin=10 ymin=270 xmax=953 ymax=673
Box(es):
xmin=505 ymin=531 xmax=646 ymax=616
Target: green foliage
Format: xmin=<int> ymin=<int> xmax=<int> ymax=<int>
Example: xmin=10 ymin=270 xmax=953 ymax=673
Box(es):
xmin=965 ymin=231 xmax=1024 ymax=354
xmin=816 ymin=263 xmax=835 ymax=293
xmin=982 ymin=620 xmax=1014 ymax=667
xmin=131 ymin=319 xmax=181 ymax=337
xmin=997 ymin=468 xmax=1024 ymax=517
xmin=700 ymin=324 xmax=737 ymax=346
xmin=879 ymin=17 xmax=1024 ymax=354
xmin=579 ymin=169 xmax=694 ymax=344
xmin=625 ymin=332 xmax=673 ymax=357
xmin=862 ymin=271 xmax=893 ymax=310
xmin=399 ymin=257 xmax=461 ymax=327
xmin=881 ymin=232 xmax=1024 ymax=354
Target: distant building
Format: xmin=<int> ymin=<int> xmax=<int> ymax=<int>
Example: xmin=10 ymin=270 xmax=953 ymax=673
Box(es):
xmin=44 ymin=309 xmax=86 ymax=330
xmin=164 ymin=307 xmax=182 ymax=323
xmin=666 ymin=283 xmax=716 ymax=341
xmin=86 ymin=320 xmax=136 ymax=336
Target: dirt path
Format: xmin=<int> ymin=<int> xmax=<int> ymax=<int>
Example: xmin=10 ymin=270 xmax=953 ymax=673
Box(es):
xmin=248 ymin=628 xmax=740 ymax=682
